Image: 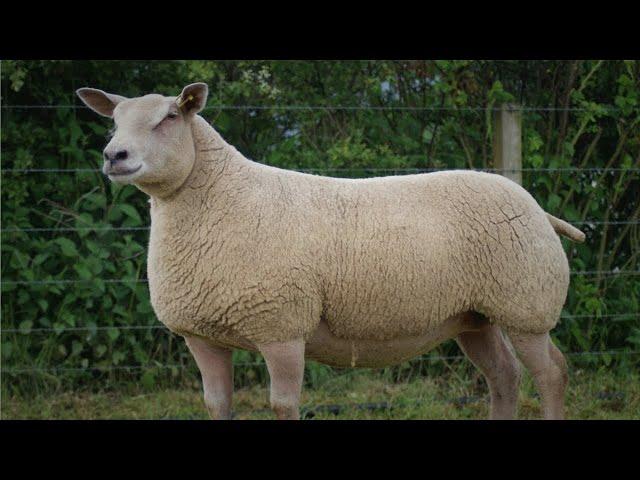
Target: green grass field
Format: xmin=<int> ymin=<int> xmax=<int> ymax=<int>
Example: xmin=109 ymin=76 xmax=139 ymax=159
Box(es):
xmin=3 ymin=368 xmax=638 ymax=420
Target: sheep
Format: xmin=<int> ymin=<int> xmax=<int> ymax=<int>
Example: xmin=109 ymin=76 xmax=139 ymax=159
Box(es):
xmin=76 ymin=82 xmax=585 ymax=420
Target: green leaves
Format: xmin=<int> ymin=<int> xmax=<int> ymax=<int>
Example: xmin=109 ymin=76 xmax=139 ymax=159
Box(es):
xmin=18 ymin=320 xmax=33 ymax=334
xmin=73 ymin=263 xmax=92 ymax=280
xmin=55 ymin=238 xmax=79 ymax=257
xmin=37 ymin=299 xmax=48 ymax=312
xmin=547 ymin=193 xmax=562 ymax=212
xmin=4 ymin=61 xmax=27 ymax=91
xmin=119 ymin=204 xmax=142 ymax=225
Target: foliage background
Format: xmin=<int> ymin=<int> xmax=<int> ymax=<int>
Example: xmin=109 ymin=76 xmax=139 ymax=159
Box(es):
xmin=1 ymin=60 xmax=639 ymax=395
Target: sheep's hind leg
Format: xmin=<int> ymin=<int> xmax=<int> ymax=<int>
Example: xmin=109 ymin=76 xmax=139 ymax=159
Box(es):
xmin=504 ymin=331 xmax=568 ymax=420
xmin=457 ymin=322 xmax=521 ymax=419
xmin=185 ymin=336 xmax=233 ymax=420
xmin=258 ymin=339 xmax=305 ymax=420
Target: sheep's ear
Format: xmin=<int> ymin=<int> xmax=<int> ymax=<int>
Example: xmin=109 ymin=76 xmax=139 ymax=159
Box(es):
xmin=176 ymin=83 xmax=208 ymax=115
xmin=76 ymin=88 xmax=127 ymax=118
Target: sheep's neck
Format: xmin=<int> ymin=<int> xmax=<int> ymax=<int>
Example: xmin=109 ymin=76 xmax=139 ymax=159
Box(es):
xmin=149 ymin=116 xmax=255 ymax=234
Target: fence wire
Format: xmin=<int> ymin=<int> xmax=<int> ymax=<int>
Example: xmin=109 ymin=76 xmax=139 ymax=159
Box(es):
xmin=0 ymin=104 xmax=627 ymax=112
xmin=2 ymin=220 xmax=639 ymax=234
xmin=3 ymin=350 xmax=639 ymax=375
xmin=3 ymin=167 xmax=640 ymax=174
xmin=2 ymin=270 xmax=637 ymax=287
xmin=1 ymin=312 xmax=637 ymax=335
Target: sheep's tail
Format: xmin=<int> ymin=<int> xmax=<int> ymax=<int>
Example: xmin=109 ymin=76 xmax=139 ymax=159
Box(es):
xmin=546 ymin=213 xmax=586 ymax=243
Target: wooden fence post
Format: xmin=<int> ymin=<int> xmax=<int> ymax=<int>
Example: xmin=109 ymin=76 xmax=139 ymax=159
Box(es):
xmin=493 ymin=103 xmax=522 ymax=185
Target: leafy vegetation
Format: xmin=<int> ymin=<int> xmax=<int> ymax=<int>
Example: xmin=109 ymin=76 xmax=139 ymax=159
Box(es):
xmin=1 ymin=61 xmax=639 ymax=397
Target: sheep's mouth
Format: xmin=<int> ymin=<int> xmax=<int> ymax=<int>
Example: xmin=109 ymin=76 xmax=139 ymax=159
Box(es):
xmin=107 ymin=164 xmax=142 ymax=177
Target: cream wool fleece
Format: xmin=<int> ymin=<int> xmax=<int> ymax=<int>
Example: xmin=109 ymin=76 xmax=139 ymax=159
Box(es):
xmin=147 ymin=115 xmax=574 ymax=349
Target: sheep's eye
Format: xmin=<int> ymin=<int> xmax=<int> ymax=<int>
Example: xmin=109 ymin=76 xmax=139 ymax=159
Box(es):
xmin=154 ymin=112 xmax=178 ymax=130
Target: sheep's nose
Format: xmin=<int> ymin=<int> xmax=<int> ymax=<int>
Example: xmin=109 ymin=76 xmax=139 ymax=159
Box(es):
xmin=104 ymin=149 xmax=129 ymax=162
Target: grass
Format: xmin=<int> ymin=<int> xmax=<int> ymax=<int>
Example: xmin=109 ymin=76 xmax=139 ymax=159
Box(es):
xmin=2 ymin=367 xmax=639 ymax=420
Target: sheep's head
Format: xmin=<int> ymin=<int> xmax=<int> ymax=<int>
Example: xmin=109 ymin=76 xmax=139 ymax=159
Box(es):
xmin=76 ymin=83 xmax=208 ymax=197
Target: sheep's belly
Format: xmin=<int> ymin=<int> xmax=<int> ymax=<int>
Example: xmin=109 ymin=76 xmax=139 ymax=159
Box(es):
xmin=305 ymin=312 xmax=481 ymax=368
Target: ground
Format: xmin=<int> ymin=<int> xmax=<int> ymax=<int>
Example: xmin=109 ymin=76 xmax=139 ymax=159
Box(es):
xmin=3 ymin=368 xmax=638 ymax=419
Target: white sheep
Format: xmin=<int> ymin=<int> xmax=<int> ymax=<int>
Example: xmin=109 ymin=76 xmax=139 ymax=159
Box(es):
xmin=77 ymin=83 xmax=585 ymax=420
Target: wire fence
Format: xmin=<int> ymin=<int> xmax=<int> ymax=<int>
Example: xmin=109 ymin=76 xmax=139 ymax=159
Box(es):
xmin=1 ymin=163 xmax=637 ymax=322
xmin=0 ymin=104 xmax=629 ymax=112
xmin=4 ymin=349 xmax=639 ymax=375
xmin=2 ymin=220 xmax=639 ymax=234
xmin=1 ymin=313 xmax=637 ymax=335
xmin=2 ymin=160 xmax=637 ymax=288
xmin=2 ymin=101 xmax=638 ymax=403
xmin=1 ymin=164 xmax=637 ymax=240
xmin=3 ymin=167 xmax=640 ymax=174
xmin=2 ymin=270 xmax=638 ymax=287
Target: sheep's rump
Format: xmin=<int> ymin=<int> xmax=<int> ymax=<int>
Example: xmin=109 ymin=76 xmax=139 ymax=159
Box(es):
xmin=303 ymin=170 xmax=570 ymax=339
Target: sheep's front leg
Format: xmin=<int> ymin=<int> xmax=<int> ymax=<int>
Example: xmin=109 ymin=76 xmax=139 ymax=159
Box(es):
xmin=185 ymin=336 xmax=233 ymax=420
xmin=258 ymin=339 xmax=305 ymax=420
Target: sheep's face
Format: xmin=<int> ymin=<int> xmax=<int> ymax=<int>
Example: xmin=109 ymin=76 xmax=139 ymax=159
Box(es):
xmin=76 ymin=83 xmax=208 ymax=197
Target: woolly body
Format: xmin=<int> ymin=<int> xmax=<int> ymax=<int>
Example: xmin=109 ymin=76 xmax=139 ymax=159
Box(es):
xmin=148 ymin=116 xmax=570 ymax=367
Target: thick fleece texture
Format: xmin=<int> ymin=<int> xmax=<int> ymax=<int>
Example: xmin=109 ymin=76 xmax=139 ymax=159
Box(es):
xmin=148 ymin=116 xmax=573 ymax=351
